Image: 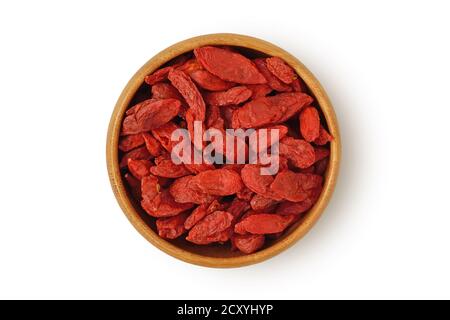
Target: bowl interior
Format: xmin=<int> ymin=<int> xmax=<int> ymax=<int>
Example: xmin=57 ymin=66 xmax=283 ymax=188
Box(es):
xmin=108 ymin=34 xmax=340 ymax=267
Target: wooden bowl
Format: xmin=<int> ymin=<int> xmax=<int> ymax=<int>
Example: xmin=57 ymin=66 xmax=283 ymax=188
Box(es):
xmin=106 ymin=33 xmax=341 ymax=268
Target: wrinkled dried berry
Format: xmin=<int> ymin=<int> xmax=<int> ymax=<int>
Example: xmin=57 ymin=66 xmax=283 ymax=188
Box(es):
xmin=144 ymin=66 xmax=173 ymax=85
xmin=279 ymin=137 xmax=315 ymax=169
xmin=235 ymin=214 xmax=296 ymax=235
xmin=128 ymin=159 xmax=152 ymax=180
xmin=190 ymin=69 xmax=235 ymax=91
xmin=122 ymin=99 xmax=181 ymax=135
xmin=186 ymin=211 xmax=234 ymax=244
xmin=254 ymin=58 xmax=292 ymax=92
xmin=195 ymin=46 xmax=266 ymax=84
xmin=150 ymin=155 xmax=191 ymax=178
xmin=119 ymin=134 xmax=144 ymax=152
xmin=232 ymin=234 xmax=265 ymax=254
xmin=192 ymin=169 xmax=244 ymax=196
xmin=231 ymin=93 xmax=313 ymax=129
xmin=205 ymin=86 xmax=252 ymax=106
xmin=142 ymin=190 xmax=193 ymax=217
xmin=266 ymin=56 xmax=297 ymax=84
xmin=168 ymin=69 xmax=205 ymax=123
xmin=250 ymin=194 xmax=279 ymax=212
xmin=156 ymin=212 xmax=189 ymax=239
xmin=169 ymin=175 xmax=216 ymax=205
xmin=120 ymin=146 xmax=151 ymax=168
xmin=300 ymin=107 xmax=321 ymax=142
xmin=142 ymin=132 xmax=163 ymax=157
xmin=270 ymin=171 xmax=323 ymax=202
xmin=276 ymin=186 xmax=322 ymax=216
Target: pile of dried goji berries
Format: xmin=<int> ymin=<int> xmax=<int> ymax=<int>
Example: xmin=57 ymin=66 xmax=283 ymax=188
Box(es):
xmin=119 ymin=46 xmax=332 ymax=254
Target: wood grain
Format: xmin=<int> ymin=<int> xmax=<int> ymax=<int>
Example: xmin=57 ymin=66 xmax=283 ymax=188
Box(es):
xmin=106 ymin=33 xmax=341 ymax=268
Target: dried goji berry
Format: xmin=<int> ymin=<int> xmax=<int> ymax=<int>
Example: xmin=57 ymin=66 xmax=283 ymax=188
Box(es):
xmin=250 ymin=194 xmax=279 ymax=212
xmin=205 ymin=86 xmax=252 ymax=106
xmin=266 ymin=56 xmax=297 ymax=84
xmin=142 ymin=132 xmax=163 ymax=157
xmin=184 ymin=204 xmax=208 ymax=230
xmin=121 ymin=99 xmax=181 ymax=135
xmin=176 ymin=58 xmax=203 ymax=74
xmin=240 ymin=164 xmax=277 ymax=198
xmin=186 ymin=211 xmax=234 ymax=244
xmin=276 ymin=186 xmax=322 ymax=216
xmin=253 ymin=58 xmax=292 ymax=92
xmin=190 ymin=69 xmax=235 ymax=91
xmin=169 ymin=175 xmax=216 ymax=204
xmin=141 ymin=175 xmax=160 ymax=202
xmin=119 ymin=133 xmax=144 ymax=152
xmin=273 ymin=92 xmax=314 ymax=123
xmin=142 ymin=189 xmax=193 ymax=217
xmin=188 ymin=228 xmax=232 ymax=245
xmin=185 ymin=200 xmax=226 ymax=230
xmin=247 ymin=84 xmax=272 ymax=99
xmin=231 ymin=92 xmax=313 ymax=129
xmin=120 ymin=146 xmax=151 ymax=168
xmin=279 ymin=137 xmax=315 ymax=169
xmin=151 ymin=122 xmax=180 ymax=152
xmin=128 ymin=159 xmax=152 ymax=180
xmin=192 ymin=169 xmax=244 ymax=196
xmin=270 ymin=171 xmax=323 ymax=202
xmin=156 ymin=212 xmax=189 ymax=239
xmin=231 ymin=97 xmax=280 ymax=129
xmin=168 ymin=69 xmax=205 ymax=122
xmin=194 ymin=46 xmax=266 ymax=84
xmin=234 ymin=213 xmax=296 ymax=235
xmin=300 ymin=106 xmax=320 ymax=142
xmin=150 ymin=157 xmax=190 ymax=178
xmin=144 ymin=66 xmax=173 ymax=85
xmin=151 ymin=82 xmax=184 ymax=101
xmin=125 ymin=98 xmax=155 ymax=116
xmin=314 ymin=126 xmax=333 ymax=145
xmin=232 ymin=234 xmax=265 ymax=254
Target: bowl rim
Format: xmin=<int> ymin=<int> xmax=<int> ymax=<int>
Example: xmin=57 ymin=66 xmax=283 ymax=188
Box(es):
xmin=106 ymin=33 xmax=341 ymax=268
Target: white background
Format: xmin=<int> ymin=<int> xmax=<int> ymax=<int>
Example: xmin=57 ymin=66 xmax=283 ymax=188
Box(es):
xmin=1 ymin=0 xmax=449 ymax=300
